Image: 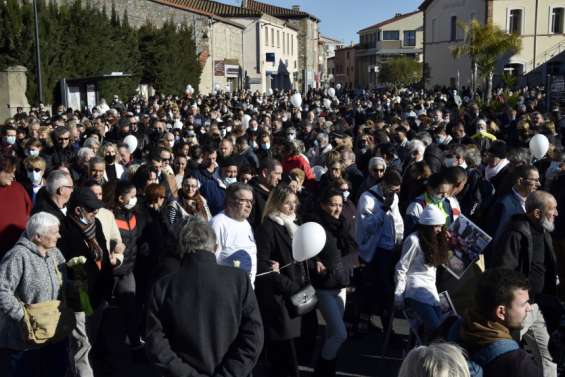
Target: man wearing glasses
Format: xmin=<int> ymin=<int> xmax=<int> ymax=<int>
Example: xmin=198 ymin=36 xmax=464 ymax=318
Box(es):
xmin=32 ymin=170 xmax=74 ymax=224
xmin=487 ymin=165 xmax=541 ymax=242
xmin=210 ymin=183 xmax=257 ymax=287
xmin=46 ymin=126 xmax=77 ymax=170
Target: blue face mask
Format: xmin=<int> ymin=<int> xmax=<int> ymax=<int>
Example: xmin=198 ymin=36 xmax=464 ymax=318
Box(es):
xmin=260 ymin=143 xmax=270 ymax=150
xmin=223 ymin=177 xmax=237 ymax=186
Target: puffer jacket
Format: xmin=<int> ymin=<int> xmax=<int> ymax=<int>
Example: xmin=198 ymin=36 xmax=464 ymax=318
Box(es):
xmin=112 ymin=207 xmax=145 ymax=276
xmin=0 ymin=236 xmax=66 ymax=350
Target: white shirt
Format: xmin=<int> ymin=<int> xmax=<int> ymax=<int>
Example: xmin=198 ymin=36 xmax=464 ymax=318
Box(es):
xmin=210 ymin=212 xmax=257 ymax=286
xmin=394 ymin=233 xmax=439 ymax=306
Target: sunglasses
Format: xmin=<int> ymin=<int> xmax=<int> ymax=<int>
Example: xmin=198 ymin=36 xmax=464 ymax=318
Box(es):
xmin=27 ymin=168 xmax=42 ymax=173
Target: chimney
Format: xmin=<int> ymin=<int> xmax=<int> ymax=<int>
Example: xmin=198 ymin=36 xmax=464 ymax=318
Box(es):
xmin=292 ymin=5 xmax=301 ymax=11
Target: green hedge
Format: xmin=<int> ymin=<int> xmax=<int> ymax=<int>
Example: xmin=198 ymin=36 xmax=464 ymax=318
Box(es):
xmin=0 ymin=0 xmax=202 ymax=105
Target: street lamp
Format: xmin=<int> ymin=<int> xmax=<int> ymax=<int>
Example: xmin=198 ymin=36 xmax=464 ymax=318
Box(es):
xmin=32 ymin=0 xmax=44 ymax=104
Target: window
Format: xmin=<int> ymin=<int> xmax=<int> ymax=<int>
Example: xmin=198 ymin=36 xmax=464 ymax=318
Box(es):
xmin=404 ymin=30 xmax=416 ymax=46
xmin=265 ymin=27 xmax=268 ymax=46
xmin=508 ymin=9 xmax=522 ymax=34
xmin=382 ymin=30 xmax=399 ymax=40
xmin=271 ymin=28 xmax=274 ymax=47
xmin=552 ymin=7 xmax=564 ymax=34
xmin=450 ymin=16 xmax=457 ymax=41
xmin=277 ymin=30 xmax=280 ymax=48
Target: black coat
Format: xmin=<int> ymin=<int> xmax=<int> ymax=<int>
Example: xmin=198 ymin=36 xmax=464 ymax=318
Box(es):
xmin=31 ymin=188 xmax=66 ymax=224
xmin=305 ymin=209 xmax=357 ymax=290
xmin=492 ymin=213 xmax=557 ymax=296
xmin=145 ymin=250 xmax=264 ymax=377
xmin=255 ymin=218 xmax=303 ymax=341
xmin=58 ymin=217 xmax=113 ymax=308
xmin=113 ymin=207 xmax=146 ymax=276
xmin=483 ymin=349 xmax=542 ymax=377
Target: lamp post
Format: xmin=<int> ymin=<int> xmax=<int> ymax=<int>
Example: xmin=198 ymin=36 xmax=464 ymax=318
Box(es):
xmin=32 ymin=0 xmax=44 ymax=104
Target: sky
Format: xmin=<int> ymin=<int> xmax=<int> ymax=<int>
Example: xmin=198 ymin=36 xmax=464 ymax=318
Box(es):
xmin=218 ymin=0 xmax=423 ymax=45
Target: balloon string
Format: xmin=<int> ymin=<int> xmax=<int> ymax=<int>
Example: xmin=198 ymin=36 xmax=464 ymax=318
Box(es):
xmin=256 ymin=261 xmax=295 ymax=277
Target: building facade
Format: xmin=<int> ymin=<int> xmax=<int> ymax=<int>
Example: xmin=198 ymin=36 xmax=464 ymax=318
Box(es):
xmin=319 ymin=35 xmax=344 ymax=87
xmin=421 ymin=0 xmax=565 ymax=88
xmin=49 ymin=0 xmax=245 ymax=95
xmin=242 ymin=0 xmax=321 ymax=91
xmin=357 ymin=11 xmax=423 ymax=89
xmin=334 ymin=45 xmax=357 ymax=89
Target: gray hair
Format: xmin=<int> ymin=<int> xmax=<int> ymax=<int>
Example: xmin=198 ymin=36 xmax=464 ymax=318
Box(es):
xmin=526 ymin=190 xmax=556 ymax=213
xmin=177 ymin=217 xmax=217 ymax=257
xmin=89 ymin=156 xmax=105 ymax=169
xmin=398 ymin=342 xmax=470 ymax=377
xmin=46 ymin=170 xmax=71 ymax=195
xmin=409 ymin=139 xmax=427 ymax=155
xmin=83 ymin=137 xmax=100 ymax=150
xmin=507 ymin=147 xmax=532 ymax=165
xmin=225 ymin=182 xmax=254 ymax=208
xmin=368 ymin=156 xmax=387 ymax=171
xmin=26 ymin=212 xmax=60 ymax=239
xmin=77 ymin=147 xmax=95 ymax=163
xmin=414 ymin=132 xmax=433 ymax=147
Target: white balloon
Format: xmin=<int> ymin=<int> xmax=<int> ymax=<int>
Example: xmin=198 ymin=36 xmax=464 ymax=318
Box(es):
xmin=312 ymin=165 xmax=327 ymax=181
xmin=290 ymin=93 xmax=302 ymax=108
xmin=323 ymin=98 xmax=332 ymax=109
xmin=123 ymin=135 xmax=138 ymax=154
xmin=529 ymin=134 xmax=549 ymax=159
xmin=292 ymin=222 xmax=327 ymax=262
xmin=267 ymin=88 xmax=274 ymax=96
xmin=336 ymin=83 xmax=342 ymax=90
xmin=328 ymin=88 xmax=336 ymax=97
xmin=214 ymin=83 xmax=221 ymax=91
xmin=185 ymin=84 xmax=194 ymax=95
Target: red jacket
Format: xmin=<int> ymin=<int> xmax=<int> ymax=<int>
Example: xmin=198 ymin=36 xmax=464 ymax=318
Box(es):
xmin=0 ymin=181 xmax=32 ymax=256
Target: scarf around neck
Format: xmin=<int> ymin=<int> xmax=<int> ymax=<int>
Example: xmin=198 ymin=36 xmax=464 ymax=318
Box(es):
xmin=268 ymin=211 xmax=298 ymax=238
xmin=69 ymin=214 xmax=104 ymax=269
xmin=460 ymin=310 xmax=513 ymax=350
xmin=485 ymin=158 xmax=510 ymax=181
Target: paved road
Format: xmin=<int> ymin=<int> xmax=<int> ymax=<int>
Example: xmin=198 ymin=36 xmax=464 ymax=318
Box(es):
xmin=93 ymin=307 xmax=411 ymax=377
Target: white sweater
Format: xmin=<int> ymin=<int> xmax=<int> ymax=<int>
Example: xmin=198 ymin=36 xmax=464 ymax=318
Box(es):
xmin=394 ymin=233 xmax=439 ymax=306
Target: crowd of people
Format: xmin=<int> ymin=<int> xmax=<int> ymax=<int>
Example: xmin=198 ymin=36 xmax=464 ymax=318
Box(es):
xmin=0 ymin=85 xmax=564 ymax=377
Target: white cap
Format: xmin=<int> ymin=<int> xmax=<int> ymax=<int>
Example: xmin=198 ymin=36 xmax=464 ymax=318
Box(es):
xmin=419 ymin=205 xmax=446 ymax=226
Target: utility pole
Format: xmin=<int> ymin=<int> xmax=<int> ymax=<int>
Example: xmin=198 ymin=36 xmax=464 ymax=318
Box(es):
xmin=32 ymin=0 xmax=44 ymax=104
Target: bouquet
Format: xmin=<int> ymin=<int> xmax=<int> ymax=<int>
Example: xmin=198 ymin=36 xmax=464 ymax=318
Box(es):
xmin=66 ymin=256 xmax=93 ymax=315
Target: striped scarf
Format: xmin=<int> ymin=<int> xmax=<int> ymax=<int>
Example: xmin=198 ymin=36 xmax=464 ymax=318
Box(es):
xmin=70 ymin=214 xmax=104 ymax=270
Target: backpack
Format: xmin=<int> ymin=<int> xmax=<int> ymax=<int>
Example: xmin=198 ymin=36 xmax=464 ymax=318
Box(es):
xmin=447 ymin=318 xmax=519 ymax=377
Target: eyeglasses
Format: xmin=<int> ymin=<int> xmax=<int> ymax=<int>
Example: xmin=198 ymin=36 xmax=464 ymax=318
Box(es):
xmin=235 ymin=198 xmax=254 ymax=205
xmin=524 ymin=177 xmax=540 ymax=182
xmin=372 ymin=168 xmax=385 ymax=173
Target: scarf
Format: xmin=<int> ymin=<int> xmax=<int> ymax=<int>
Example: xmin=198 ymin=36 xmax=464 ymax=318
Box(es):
xmin=70 ymin=214 xmax=105 ymax=270
xmin=268 ymin=211 xmax=298 ymax=238
xmin=485 ymin=158 xmax=509 ymax=181
xmin=318 ymin=209 xmax=358 ymax=256
xmin=460 ymin=310 xmax=513 ymax=351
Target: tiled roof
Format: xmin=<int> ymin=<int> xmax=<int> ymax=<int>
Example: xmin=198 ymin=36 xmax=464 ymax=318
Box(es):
xmin=358 ymin=10 xmax=421 ymax=33
xmin=156 ymin=0 xmax=263 ymax=17
xmin=243 ymin=0 xmax=319 ymax=21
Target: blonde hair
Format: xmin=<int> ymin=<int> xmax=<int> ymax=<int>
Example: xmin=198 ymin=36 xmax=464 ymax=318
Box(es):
xmin=398 ymin=343 xmax=470 ymax=377
xmin=288 ymin=168 xmax=305 ymax=186
xmin=24 ymin=156 xmax=46 ymax=171
xmin=262 ymin=185 xmax=297 ymax=223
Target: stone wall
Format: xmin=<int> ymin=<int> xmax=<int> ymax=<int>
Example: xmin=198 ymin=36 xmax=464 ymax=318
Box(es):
xmin=0 ymin=66 xmax=31 ymax=123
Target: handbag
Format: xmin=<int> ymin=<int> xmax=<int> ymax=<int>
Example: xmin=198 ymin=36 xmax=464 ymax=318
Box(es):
xmin=21 ymin=256 xmax=76 ymax=345
xmin=287 ymin=262 xmax=318 ymax=317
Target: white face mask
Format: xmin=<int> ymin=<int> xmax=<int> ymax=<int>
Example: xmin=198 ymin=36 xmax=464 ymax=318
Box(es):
xmin=223 ymin=177 xmax=237 ymax=186
xmin=28 ymin=149 xmax=40 ymax=157
xmin=5 ymin=136 xmax=16 ymax=145
xmin=444 ymin=157 xmax=456 ymax=167
xmin=342 ymin=190 xmax=350 ymax=200
xmin=124 ymin=196 xmax=137 ymax=210
xmin=78 ymin=209 xmax=90 ymax=225
xmin=27 ymin=170 xmax=43 ymax=185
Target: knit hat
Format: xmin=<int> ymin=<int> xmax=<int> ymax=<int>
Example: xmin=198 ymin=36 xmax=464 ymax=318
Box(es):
xmin=419 ymin=205 xmax=446 ymax=226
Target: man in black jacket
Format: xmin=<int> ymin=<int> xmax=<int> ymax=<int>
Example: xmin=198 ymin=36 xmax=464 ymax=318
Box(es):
xmin=493 ymin=190 xmax=559 ymax=377
xmin=145 ymin=217 xmax=264 ymax=377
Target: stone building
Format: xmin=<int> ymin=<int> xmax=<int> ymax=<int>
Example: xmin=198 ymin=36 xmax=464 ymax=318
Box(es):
xmin=357 ymin=11 xmax=423 ymax=89
xmin=319 ymin=35 xmax=344 ymax=87
xmin=242 ymin=0 xmax=321 ymax=91
xmin=48 ymin=0 xmax=245 ymax=94
xmin=334 ymin=44 xmax=358 ymax=89
xmin=420 ymin=0 xmax=565 ymax=88
xmin=171 ymin=0 xmax=300 ymax=92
